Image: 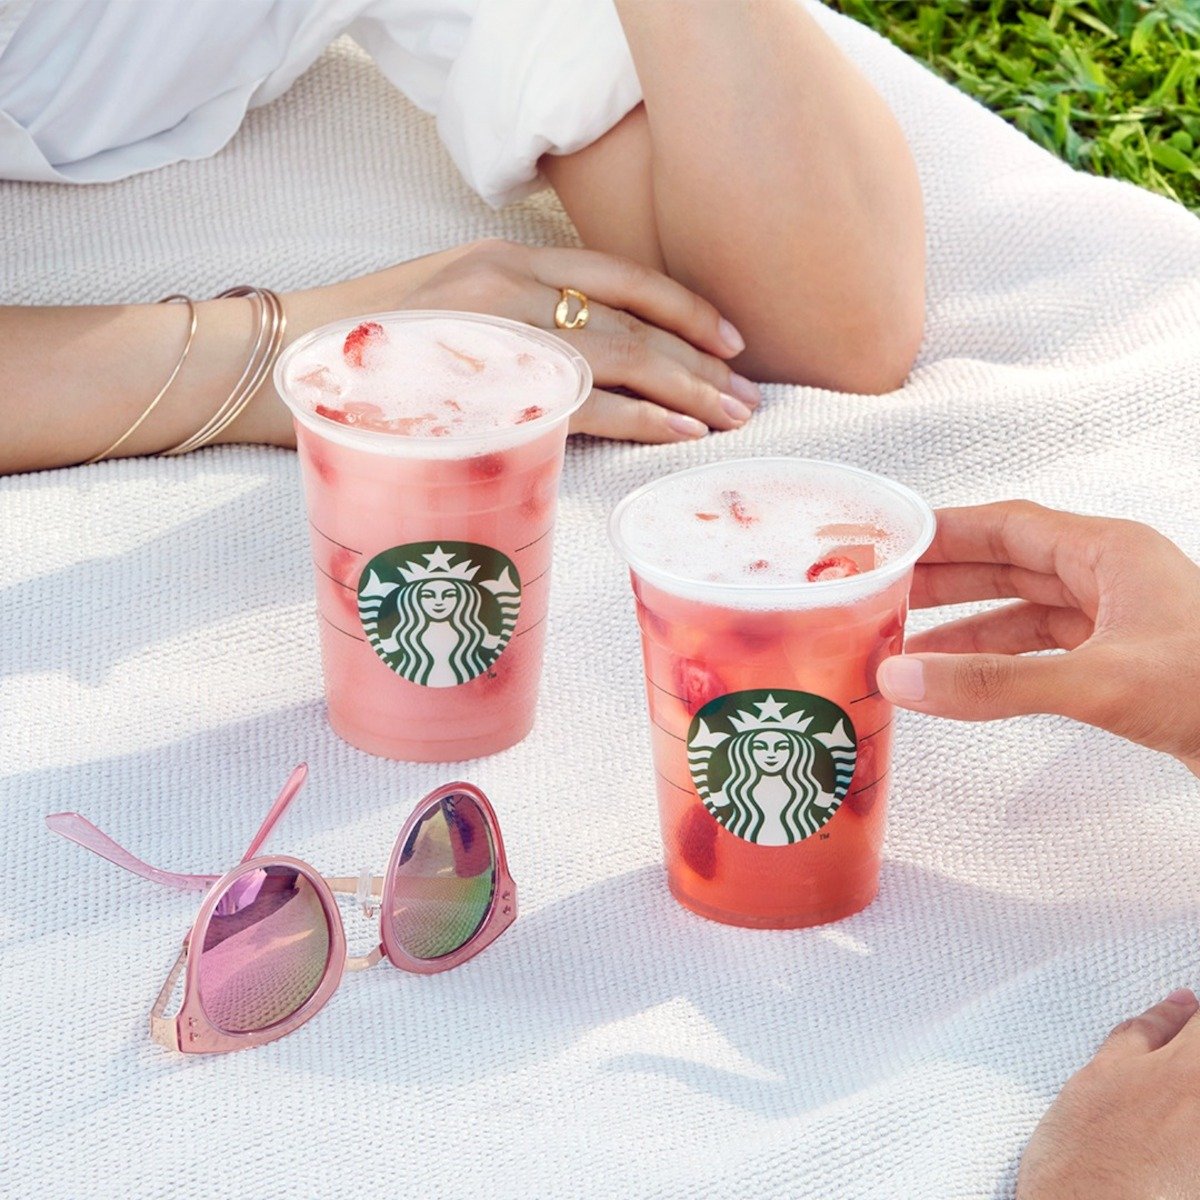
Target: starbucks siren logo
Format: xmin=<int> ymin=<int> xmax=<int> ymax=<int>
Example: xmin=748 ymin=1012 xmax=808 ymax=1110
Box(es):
xmin=358 ymin=541 xmax=521 ymax=687
xmin=687 ymin=689 xmax=857 ymax=845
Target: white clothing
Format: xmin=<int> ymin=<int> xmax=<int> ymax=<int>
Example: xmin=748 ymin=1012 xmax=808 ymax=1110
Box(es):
xmin=0 ymin=0 xmax=641 ymax=206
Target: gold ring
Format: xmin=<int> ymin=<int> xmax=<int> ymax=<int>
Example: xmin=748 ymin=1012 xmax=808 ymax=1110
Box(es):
xmin=554 ymin=287 xmax=589 ymax=330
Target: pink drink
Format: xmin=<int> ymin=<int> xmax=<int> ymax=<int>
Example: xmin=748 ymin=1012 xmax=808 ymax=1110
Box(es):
xmin=610 ymin=459 xmax=935 ymax=928
xmin=274 ymin=311 xmax=591 ymax=761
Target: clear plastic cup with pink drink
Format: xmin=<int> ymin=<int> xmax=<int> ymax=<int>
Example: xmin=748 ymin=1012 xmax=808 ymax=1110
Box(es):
xmin=274 ymin=311 xmax=591 ymax=762
xmin=610 ymin=458 xmax=935 ymax=928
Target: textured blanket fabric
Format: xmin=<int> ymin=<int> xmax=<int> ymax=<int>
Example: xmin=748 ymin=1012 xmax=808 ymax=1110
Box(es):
xmin=3 ymin=7 xmax=1199 ymax=1198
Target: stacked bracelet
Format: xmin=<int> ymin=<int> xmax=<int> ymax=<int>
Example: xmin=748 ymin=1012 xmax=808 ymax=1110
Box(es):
xmin=82 ymin=295 xmax=198 ymax=466
xmin=85 ymin=285 xmax=286 ymax=466
xmin=163 ymin=286 xmax=286 ymax=457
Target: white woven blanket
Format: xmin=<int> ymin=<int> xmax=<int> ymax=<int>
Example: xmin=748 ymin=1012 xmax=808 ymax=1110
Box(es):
xmin=3 ymin=8 xmax=1200 ymax=1198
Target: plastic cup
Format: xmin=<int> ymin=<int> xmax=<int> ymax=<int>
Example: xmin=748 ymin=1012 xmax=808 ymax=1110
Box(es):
xmin=274 ymin=310 xmax=591 ymax=762
xmin=609 ymin=458 xmax=935 ymax=928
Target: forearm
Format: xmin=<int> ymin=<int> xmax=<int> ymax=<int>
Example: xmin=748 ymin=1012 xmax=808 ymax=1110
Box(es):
xmin=613 ymin=0 xmax=924 ymax=389
xmin=0 ymin=246 xmax=470 ymax=475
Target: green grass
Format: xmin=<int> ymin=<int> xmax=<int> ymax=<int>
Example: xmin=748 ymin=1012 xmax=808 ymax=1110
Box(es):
xmin=829 ymin=0 xmax=1200 ymax=211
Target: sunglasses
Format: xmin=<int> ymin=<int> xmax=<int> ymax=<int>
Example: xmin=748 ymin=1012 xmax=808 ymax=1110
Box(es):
xmin=46 ymin=765 xmax=516 ymax=1053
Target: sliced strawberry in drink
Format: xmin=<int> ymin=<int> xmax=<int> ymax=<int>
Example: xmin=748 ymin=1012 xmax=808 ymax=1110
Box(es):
xmin=315 ymin=403 xmax=353 ymax=426
xmin=516 ymin=405 xmax=544 ymax=424
xmin=328 ymin=545 xmax=360 ymax=586
xmin=805 ymin=555 xmax=860 ymax=583
xmin=844 ymin=732 xmax=887 ymax=817
xmin=437 ymin=341 xmax=486 ymax=373
xmin=721 ymin=490 xmax=756 ymax=527
xmin=469 ymin=452 xmax=506 ymax=481
xmin=747 ymin=559 xmax=770 ymax=573
xmin=342 ymin=321 xmax=386 ymax=368
xmin=673 ymin=658 xmax=727 ymax=713
xmin=694 ymin=512 xmax=719 ymax=522
xmin=678 ymin=805 xmax=718 ymax=881
xmin=816 ymin=521 xmax=890 ymax=542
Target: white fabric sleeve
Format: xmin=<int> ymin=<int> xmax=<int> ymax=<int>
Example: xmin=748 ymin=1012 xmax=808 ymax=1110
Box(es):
xmin=354 ymin=0 xmax=642 ymax=209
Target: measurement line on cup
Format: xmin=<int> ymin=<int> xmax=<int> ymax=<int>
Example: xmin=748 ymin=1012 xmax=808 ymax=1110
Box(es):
xmin=308 ymin=521 xmax=361 ymax=556
xmin=655 ymin=770 xmax=696 ymax=795
xmin=649 ymin=678 xmax=686 ymax=703
xmin=514 ymin=615 xmax=546 ymax=639
xmin=858 ymin=719 xmax=894 ymax=742
xmin=523 ymin=566 xmax=551 ymax=589
xmin=851 ymin=690 xmax=882 ymax=704
xmin=652 ymin=717 xmax=686 ymax=742
xmin=320 ymin=613 xmax=365 ymax=642
xmin=515 ymin=527 xmax=552 ymax=553
xmin=312 ymin=559 xmax=355 ymax=591
xmin=849 ymin=769 xmax=890 ymax=796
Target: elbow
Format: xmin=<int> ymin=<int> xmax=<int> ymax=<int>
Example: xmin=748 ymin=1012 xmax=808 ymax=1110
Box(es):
xmin=729 ymin=271 xmax=925 ymax=396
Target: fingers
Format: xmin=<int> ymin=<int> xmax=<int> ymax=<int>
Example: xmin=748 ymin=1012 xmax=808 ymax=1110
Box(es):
xmin=920 ymin=502 xmax=1099 ymax=573
xmin=570 ymin=389 xmax=708 ymax=444
xmin=527 ymin=246 xmax=745 ymax=359
xmin=904 ymin=602 xmax=1094 ymax=656
xmin=1093 ymin=990 xmax=1200 ymax=1062
xmin=875 ymin=648 xmax=1084 ymax=720
xmin=910 ymin=562 xmax=1081 ymax=611
xmin=562 ymin=326 xmax=756 ymax=432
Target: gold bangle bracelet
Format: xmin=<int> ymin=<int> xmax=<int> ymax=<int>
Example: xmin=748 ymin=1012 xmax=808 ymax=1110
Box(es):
xmin=82 ymin=295 xmax=197 ymax=466
xmin=164 ymin=286 xmax=286 ymax=457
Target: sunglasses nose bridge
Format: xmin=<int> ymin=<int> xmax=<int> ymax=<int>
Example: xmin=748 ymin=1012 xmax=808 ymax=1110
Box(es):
xmin=356 ymin=866 xmax=381 ymax=919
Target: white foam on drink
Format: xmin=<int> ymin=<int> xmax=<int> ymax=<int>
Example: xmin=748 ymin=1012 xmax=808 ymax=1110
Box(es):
xmin=282 ymin=313 xmax=581 ymax=437
xmin=611 ymin=459 xmax=934 ymax=608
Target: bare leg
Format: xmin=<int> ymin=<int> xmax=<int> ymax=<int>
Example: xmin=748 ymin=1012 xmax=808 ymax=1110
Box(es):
xmin=542 ymin=1 xmax=924 ymax=393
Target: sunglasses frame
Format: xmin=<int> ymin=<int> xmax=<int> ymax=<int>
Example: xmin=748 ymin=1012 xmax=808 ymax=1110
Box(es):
xmin=49 ymin=770 xmax=517 ymax=1054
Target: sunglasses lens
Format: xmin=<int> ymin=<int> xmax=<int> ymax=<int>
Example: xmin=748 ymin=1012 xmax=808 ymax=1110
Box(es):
xmin=198 ymin=864 xmax=331 ymax=1033
xmin=390 ymin=792 xmax=496 ymax=960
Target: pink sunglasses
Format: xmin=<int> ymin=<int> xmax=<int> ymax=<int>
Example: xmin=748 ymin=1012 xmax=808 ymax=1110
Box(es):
xmin=46 ymin=765 xmax=516 ymax=1053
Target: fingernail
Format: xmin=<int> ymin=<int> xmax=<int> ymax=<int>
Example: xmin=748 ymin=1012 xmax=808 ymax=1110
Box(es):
xmin=718 ymin=318 xmax=745 ymax=356
xmin=1166 ymin=987 xmax=1196 ymax=1006
xmin=667 ymin=413 xmax=708 ymax=440
xmin=719 ymin=393 xmax=753 ymax=425
xmin=878 ymin=656 xmax=925 ymax=703
xmin=729 ymin=373 xmax=761 ymax=407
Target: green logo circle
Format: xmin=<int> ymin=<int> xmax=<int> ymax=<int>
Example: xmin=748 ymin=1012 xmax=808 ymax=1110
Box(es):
xmin=687 ymin=689 xmax=857 ymax=845
xmin=357 ymin=541 xmax=521 ymax=687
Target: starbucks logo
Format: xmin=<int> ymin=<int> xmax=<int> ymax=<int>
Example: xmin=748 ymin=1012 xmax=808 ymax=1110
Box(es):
xmin=687 ymin=690 xmax=857 ymax=846
xmin=357 ymin=542 xmax=521 ymax=687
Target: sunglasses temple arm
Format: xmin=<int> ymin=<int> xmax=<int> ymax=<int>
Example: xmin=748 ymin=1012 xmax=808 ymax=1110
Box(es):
xmin=238 ymin=764 xmax=309 ymax=863
xmin=44 ymin=813 xmax=217 ymax=892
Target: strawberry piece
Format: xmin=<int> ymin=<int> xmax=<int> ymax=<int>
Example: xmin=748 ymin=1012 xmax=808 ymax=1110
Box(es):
xmin=342 ymin=321 xmax=386 ymax=368
xmin=678 ymin=805 xmax=718 ymax=881
xmin=673 ymin=658 xmax=726 ymax=713
xmin=747 ymin=559 xmax=770 ymax=573
xmin=806 ymin=555 xmax=860 ymax=583
xmin=721 ymin=490 xmax=757 ymax=527
xmin=469 ymin=452 xmax=506 ymax=481
xmin=437 ymin=341 xmax=486 ymax=373
xmin=516 ymin=405 xmax=544 ymax=424
xmin=694 ymin=512 xmax=719 ymax=522
xmin=315 ymin=403 xmax=353 ymax=426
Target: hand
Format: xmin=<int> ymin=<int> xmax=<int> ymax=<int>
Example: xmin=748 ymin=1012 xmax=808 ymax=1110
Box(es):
xmin=875 ymin=501 xmax=1200 ymax=776
xmin=1018 ymin=988 xmax=1200 ymax=1199
xmin=382 ymin=239 xmax=761 ymax=442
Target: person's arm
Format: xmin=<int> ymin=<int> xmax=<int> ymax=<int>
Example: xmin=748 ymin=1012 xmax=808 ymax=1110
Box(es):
xmin=0 ymin=240 xmax=757 ymax=474
xmin=1019 ymin=988 xmax=1200 ymax=1198
xmin=876 ymin=501 xmax=1200 ymax=777
xmin=543 ymin=0 xmax=925 ymax=392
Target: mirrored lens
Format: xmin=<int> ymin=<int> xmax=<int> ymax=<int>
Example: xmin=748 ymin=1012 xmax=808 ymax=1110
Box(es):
xmin=391 ymin=793 xmax=496 ymax=960
xmin=198 ymin=864 xmax=331 ymax=1033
